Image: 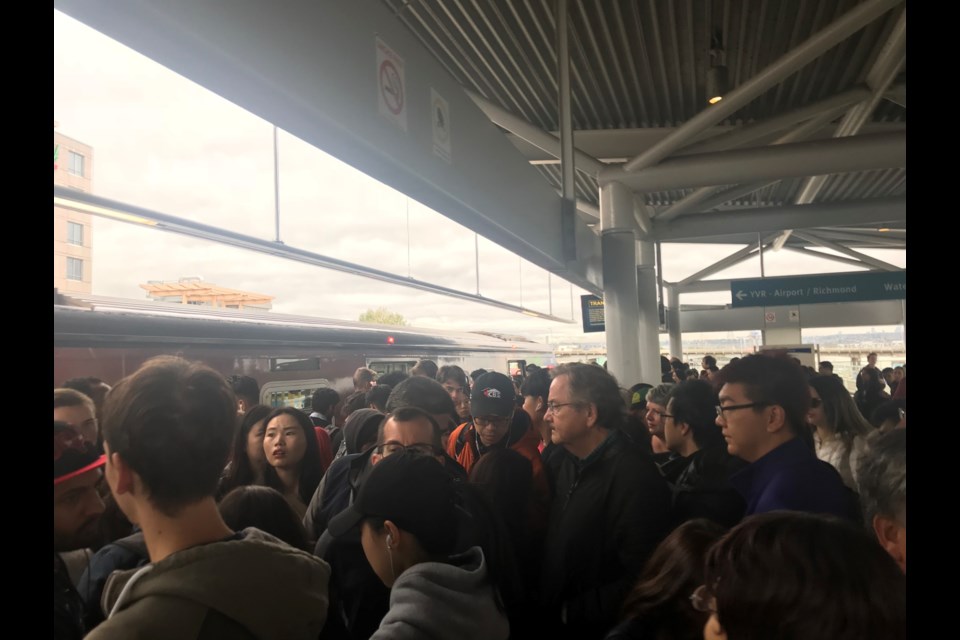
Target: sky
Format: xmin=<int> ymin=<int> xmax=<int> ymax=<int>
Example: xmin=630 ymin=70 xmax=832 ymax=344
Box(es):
xmin=53 ymin=10 xmax=905 ymax=344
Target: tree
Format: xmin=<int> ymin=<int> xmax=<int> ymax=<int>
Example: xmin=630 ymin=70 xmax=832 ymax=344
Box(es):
xmin=359 ymin=307 xmax=408 ymax=326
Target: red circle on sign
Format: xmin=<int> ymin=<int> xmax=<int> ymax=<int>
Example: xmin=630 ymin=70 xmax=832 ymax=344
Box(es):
xmin=379 ymin=60 xmax=403 ymax=115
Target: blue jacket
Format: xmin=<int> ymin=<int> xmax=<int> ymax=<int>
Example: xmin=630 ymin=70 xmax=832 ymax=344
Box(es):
xmin=730 ymin=437 xmax=858 ymax=521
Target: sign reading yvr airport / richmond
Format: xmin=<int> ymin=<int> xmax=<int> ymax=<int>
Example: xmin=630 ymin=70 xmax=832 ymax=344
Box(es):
xmin=730 ymin=271 xmax=906 ymax=308
xmin=580 ymin=295 xmax=605 ymax=333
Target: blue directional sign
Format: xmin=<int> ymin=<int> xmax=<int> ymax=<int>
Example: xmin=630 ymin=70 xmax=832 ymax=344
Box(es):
xmin=580 ymin=294 xmax=605 ymax=333
xmin=730 ymin=271 xmax=905 ymax=308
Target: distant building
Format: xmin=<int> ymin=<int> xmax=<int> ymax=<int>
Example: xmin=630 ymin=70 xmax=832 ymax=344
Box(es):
xmin=141 ymin=277 xmax=274 ymax=310
xmin=54 ymin=124 xmax=94 ymax=294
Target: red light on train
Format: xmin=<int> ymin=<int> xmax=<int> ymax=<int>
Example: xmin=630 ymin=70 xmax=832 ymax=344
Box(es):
xmin=386 ymin=336 xmax=395 ymax=344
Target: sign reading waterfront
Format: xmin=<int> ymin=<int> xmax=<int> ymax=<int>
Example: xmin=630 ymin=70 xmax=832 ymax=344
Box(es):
xmin=581 ymin=295 xmax=605 ymax=333
xmin=730 ymin=271 xmax=906 ymax=308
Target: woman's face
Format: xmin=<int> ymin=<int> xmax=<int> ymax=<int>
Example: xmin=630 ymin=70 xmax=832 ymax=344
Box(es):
xmin=263 ymin=414 xmax=307 ymax=470
xmin=245 ymin=419 xmax=267 ymax=471
xmin=808 ymin=387 xmax=827 ymax=430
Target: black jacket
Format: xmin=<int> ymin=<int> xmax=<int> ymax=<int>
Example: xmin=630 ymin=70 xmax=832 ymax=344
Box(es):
xmin=670 ymin=446 xmax=747 ymax=528
xmin=540 ymin=429 xmax=672 ymax=640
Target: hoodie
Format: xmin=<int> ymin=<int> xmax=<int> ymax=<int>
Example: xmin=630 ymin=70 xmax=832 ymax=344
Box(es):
xmin=371 ymin=546 xmax=509 ymax=640
xmin=87 ymin=528 xmax=330 ymax=640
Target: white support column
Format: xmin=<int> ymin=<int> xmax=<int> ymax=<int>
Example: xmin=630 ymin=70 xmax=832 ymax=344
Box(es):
xmin=637 ymin=240 xmax=662 ymax=385
xmin=600 ymin=181 xmax=641 ymax=387
xmin=667 ymin=284 xmax=683 ymax=362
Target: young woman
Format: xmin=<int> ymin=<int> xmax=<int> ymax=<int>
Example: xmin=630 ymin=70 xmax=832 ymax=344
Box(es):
xmin=808 ymin=375 xmax=873 ymax=490
xmin=328 ymin=452 xmax=510 ymax=640
xmin=261 ymin=407 xmax=325 ymax=519
xmin=218 ymin=404 xmax=272 ymax=498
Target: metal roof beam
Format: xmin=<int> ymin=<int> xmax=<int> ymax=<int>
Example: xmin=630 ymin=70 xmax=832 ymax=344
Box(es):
xmin=774 ymin=7 xmax=907 ymax=249
xmin=601 ymin=132 xmax=905 ymax=191
xmin=678 ymin=234 xmax=779 ymax=286
xmin=782 ymin=245 xmax=890 ymax=270
xmin=466 ymin=89 xmax=605 ymax=177
xmin=680 ymin=86 xmax=870 ymax=155
xmin=620 ymin=0 xmax=904 ymax=173
xmin=652 ymin=197 xmax=905 ymax=241
xmin=54 ymin=187 xmax=576 ymax=323
xmin=656 ymin=106 xmax=852 ymax=221
xmin=806 ymin=229 xmax=906 ymax=248
xmin=790 ymin=231 xmax=900 ymax=271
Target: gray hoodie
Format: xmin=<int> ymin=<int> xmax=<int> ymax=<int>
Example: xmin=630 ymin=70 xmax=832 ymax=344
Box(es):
xmin=87 ymin=528 xmax=330 ymax=640
xmin=371 ymin=546 xmax=509 ymax=640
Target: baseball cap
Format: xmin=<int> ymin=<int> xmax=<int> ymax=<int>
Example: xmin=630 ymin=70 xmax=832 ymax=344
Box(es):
xmin=327 ymin=452 xmax=458 ymax=552
xmin=470 ymin=372 xmax=516 ymax=418
xmin=54 ymin=420 xmax=105 ymax=485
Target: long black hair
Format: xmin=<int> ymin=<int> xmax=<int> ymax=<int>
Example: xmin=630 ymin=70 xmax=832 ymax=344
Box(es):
xmin=219 ymin=405 xmax=272 ymax=497
xmin=261 ymin=407 xmax=325 ymax=505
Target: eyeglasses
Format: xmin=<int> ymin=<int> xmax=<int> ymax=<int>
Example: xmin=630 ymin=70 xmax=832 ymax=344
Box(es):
xmin=660 ymin=413 xmax=675 ymax=419
xmin=810 ymin=398 xmax=822 ymax=408
xmin=474 ymin=415 xmax=511 ymax=429
xmin=715 ymin=402 xmax=768 ymax=417
xmin=375 ymin=442 xmax=442 ymax=458
xmin=690 ymin=585 xmax=716 ymax=613
xmin=545 ymin=402 xmax=580 ymax=414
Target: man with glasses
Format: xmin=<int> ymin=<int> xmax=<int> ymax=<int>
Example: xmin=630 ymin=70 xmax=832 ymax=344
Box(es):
xmin=447 ymin=371 xmax=551 ymax=528
xmin=540 ymin=363 xmax=671 ymax=639
xmin=307 ymin=401 xmax=465 ymax=640
xmin=715 ymin=354 xmax=856 ymax=520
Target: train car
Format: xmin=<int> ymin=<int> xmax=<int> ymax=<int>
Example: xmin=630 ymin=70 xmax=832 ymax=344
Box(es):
xmin=54 ymin=291 xmax=555 ymax=409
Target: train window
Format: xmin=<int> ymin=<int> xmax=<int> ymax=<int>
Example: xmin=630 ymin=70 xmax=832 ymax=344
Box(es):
xmin=271 ymin=357 xmax=321 ymax=372
xmin=368 ymin=360 xmax=416 ymax=375
xmin=261 ymin=379 xmax=333 ymax=410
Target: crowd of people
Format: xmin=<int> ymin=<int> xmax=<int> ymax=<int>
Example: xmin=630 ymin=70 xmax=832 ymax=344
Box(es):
xmin=54 ymin=351 xmax=906 ymax=639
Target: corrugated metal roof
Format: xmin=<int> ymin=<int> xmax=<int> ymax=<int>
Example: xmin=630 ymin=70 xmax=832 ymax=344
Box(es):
xmin=385 ymin=0 xmax=906 ymax=249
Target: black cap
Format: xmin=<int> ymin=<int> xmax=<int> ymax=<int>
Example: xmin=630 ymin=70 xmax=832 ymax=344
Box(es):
xmin=327 ymin=452 xmax=458 ymax=551
xmin=54 ymin=421 xmax=105 ymax=485
xmin=470 ymin=372 xmax=516 ymax=418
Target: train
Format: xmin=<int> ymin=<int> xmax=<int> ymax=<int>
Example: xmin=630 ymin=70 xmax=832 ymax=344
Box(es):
xmin=54 ymin=291 xmax=556 ymax=408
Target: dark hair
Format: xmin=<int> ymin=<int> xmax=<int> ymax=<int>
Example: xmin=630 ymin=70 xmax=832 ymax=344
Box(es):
xmin=702 ymin=355 xmax=717 ymax=368
xmin=704 ymin=512 xmax=906 ymax=640
xmin=819 ymin=360 xmax=833 ymax=370
xmin=261 ymin=407 xmax=324 ymax=505
xmin=101 ymin=356 xmax=237 ymax=516
xmin=668 ymin=380 xmax=723 ymax=449
xmin=366 ymin=384 xmax=392 ymax=411
xmin=858 ymin=366 xmax=885 ymax=394
xmin=229 ymin=375 xmax=260 ymax=403
xmin=377 ymin=406 xmax=443 ymax=450
xmin=220 ymin=404 xmax=273 ymax=495
xmin=338 ymin=390 xmax=369 ymax=423
xmin=410 ymin=360 xmax=439 ymax=379
xmin=218 ymin=485 xmax=310 ymax=551
xmin=386 ymin=376 xmax=456 ymax=416
xmin=468 ymin=449 xmax=533 ymax=549
xmin=436 ymin=365 xmax=469 ymax=390
xmin=377 ymin=371 xmax=410 ymax=388
xmin=620 ymin=519 xmax=727 ymax=637
xmin=469 ymin=368 xmax=488 ymax=382
xmin=715 ymin=354 xmax=811 ymax=437
xmin=869 ymin=398 xmax=906 ymax=430
xmin=808 ymin=375 xmax=872 ymax=442
xmin=856 ymin=429 xmax=906 ymax=528
xmin=520 ymin=367 xmax=551 ymax=400
xmin=61 ymin=377 xmax=109 ymax=407
xmin=552 ymin=363 xmax=625 ymax=432
xmin=310 ymin=387 xmax=340 ymax=415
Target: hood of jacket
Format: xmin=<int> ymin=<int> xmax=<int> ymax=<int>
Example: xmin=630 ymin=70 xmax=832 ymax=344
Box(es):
xmin=342 ymin=409 xmax=384 ymax=455
xmin=101 ymin=527 xmax=330 ymax=640
xmin=372 ymin=546 xmax=509 ymax=640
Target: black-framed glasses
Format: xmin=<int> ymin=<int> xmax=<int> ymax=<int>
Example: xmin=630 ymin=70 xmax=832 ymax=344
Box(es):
xmin=375 ymin=442 xmax=442 ymax=458
xmin=690 ymin=585 xmax=716 ymax=613
xmin=474 ymin=415 xmax=511 ymax=429
xmin=660 ymin=413 xmax=675 ymax=419
xmin=715 ymin=402 xmax=768 ymax=418
xmin=545 ymin=402 xmax=580 ymax=414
